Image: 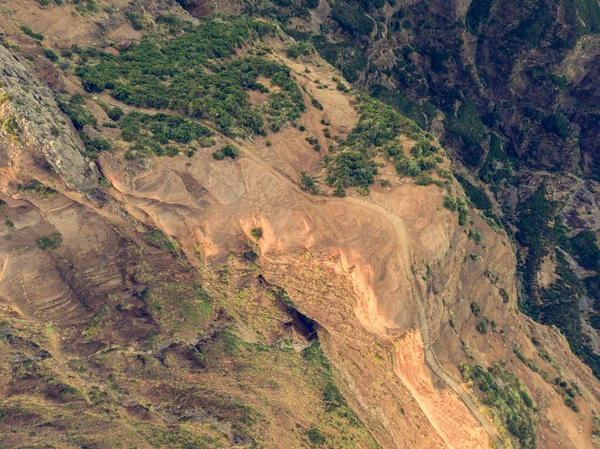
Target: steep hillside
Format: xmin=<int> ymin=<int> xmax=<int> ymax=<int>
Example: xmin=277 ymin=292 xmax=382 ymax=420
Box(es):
xmin=1 ymin=1 xmax=600 ymax=448
xmin=213 ymin=0 xmax=600 ymax=389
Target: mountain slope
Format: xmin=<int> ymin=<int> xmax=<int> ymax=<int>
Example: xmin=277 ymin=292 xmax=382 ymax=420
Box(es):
xmin=1 ymin=1 xmax=600 ymax=448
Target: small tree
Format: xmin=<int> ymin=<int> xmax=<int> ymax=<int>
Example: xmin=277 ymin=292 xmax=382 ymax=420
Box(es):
xmin=250 ymin=227 xmax=263 ymax=240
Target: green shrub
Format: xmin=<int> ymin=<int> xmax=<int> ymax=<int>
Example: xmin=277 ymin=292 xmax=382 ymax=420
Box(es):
xmin=250 ymin=227 xmax=263 ymax=240
xmin=331 ymin=5 xmax=375 ymax=36
xmin=75 ymin=19 xmax=305 ymax=137
xmin=21 ymin=26 xmax=44 ymax=41
xmin=212 ymin=144 xmax=239 ymax=160
xmin=36 ymin=233 xmax=63 ymax=251
xmin=300 ymin=172 xmax=319 ymax=194
xmin=2 ymin=117 xmax=21 ymax=136
xmin=311 ymin=98 xmax=324 ymax=110
xmin=542 ymin=112 xmax=570 ymax=139
xmin=476 ymin=318 xmax=489 ymax=334
xmin=325 ymin=152 xmax=377 ymax=188
xmin=57 ymin=94 xmax=97 ymax=131
xmin=43 ymin=49 xmax=59 ymax=62
xmin=460 ymin=362 xmax=536 ymax=448
xmin=287 ymin=42 xmax=313 ymax=58
xmin=570 ymin=231 xmax=600 ymax=270
xmin=107 ymin=107 xmax=123 ymax=121
xmin=443 ymin=195 xmax=457 ymax=211
xmin=124 ymin=11 xmax=144 ymax=30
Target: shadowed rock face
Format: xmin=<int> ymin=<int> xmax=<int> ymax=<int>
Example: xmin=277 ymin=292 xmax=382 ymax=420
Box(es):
xmin=177 ymin=0 xmax=212 ymax=18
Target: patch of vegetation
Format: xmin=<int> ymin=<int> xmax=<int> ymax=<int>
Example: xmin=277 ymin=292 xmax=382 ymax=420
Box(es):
xmin=460 ymin=362 xmax=536 ymax=449
xmin=325 ymin=152 xmax=377 ymax=189
xmin=250 ymin=227 xmax=263 ymax=240
xmin=513 ymin=345 xmax=549 ymax=380
xmin=310 ymin=35 xmax=368 ymax=83
xmin=570 ymin=231 xmax=600 ymax=270
xmin=43 ymin=48 xmax=59 ymax=62
xmin=2 ymin=117 xmax=21 ymax=137
xmin=120 ymin=111 xmax=213 ymax=157
xmin=212 ymin=144 xmax=239 ymax=161
xmin=36 ymin=232 xmax=63 ymax=251
xmin=371 ymin=84 xmax=436 ymax=130
xmin=466 ymin=0 xmax=495 ymax=33
xmin=331 ymin=5 xmax=375 ymax=36
xmin=75 ymin=19 xmax=303 ymax=138
xmin=454 ymin=174 xmax=492 ymax=214
xmin=479 ymin=133 xmax=513 ymax=185
xmin=21 ymin=26 xmax=44 ymax=41
xmin=57 ymin=93 xmax=96 ymax=130
xmin=287 ymin=42 xmax=313 ymax=58
xmin=141 ymin=282 xmax=212 ymax=338
xmin=542 ymin=112 xmax=570 ymax=139
xmin=20 ymin=180 xmax=56 ymax=198
xmin=300 ymin=172 xmax=319 ymax=194
xmin=445 ymin=101 xmax=487 ymax=166
xmin=323 ymin=99 xmax=432 ymax=191
xmin=144 ymin=229 xmax=180 ymax=257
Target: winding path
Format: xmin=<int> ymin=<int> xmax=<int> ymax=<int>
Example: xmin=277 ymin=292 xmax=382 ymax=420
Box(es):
xmin=231 ymin=137 xmax=504 ymax=447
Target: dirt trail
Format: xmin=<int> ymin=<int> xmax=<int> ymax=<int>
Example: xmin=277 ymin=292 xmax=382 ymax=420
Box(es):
xmin=348 ymin=197 xmax=504 ymax=449
xmin=231 ymin=139 xmax=504 ymax=447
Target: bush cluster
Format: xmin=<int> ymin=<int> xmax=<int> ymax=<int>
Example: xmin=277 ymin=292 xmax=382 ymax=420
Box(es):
xmin=460 ymin=362 xmax=536 ymax=448
xmin=74 ymin=19 xmax=304 ymax=138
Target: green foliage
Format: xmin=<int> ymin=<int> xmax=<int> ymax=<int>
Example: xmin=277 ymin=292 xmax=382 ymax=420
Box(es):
xmin=21 ymin=180 xmax=57 ymax=198
xmin=75 ymin=19 xmax=304 ymax=137
xmin=287 ymin=42 xmax=313 ymax=58
xmin=470 ymin=301 xmax=481 ymax=318
xmin=21 ymin=26 xmax=44 ymax=41
xmin=306 ymin=426 xmax=326 ymax=445
xmin=244 ymin=249 xmax=259 ymax=261
xmin=443 ymin=195 xmax=457 ymax=211
xmin=460 ymin=362 xmax=536 ymax=448
xmin=124 ymin=11 xmax=144 ymax=30
xmin=120 ymin=111 xmax=213 ymax=156
xmin=513 ymin=345 xmax=549 ymax=380
xmin=36 ymin=232 xmax=63 ymax=251
xmin=346 ymin=100 xmax=421 ymax=148
xmin=476 ymin=317 xmax=489 ymax=334
xmin=468 ymin=228 xmax=483 ymax=245
xmin=371 ymin=84 xmax=436 ymax=129
xmin=573 ymin=0 xmax=600 ymax=33
xmin=331 ymin=5 xmax=375 ymax=36
xmin=542 ymin=112 xmax=570 ymax=139
xmin=212 ymin=144 xmax=239 ymax=161
xmin=479 ymin=133 xmax=512 ymax=185
xmin=57 ymin=93 xmax=96 ymax=131
xmin=250 ymin=227 xmax=263 ymax=240
xmin=302 ymin=0 xmax=320 ymax=8
xmin=311 ymin=35 xmax=368 ymax=82
xmin=300 ymin=172 xmax=319 ymax=194
xmin=144 ymin=229 xmax=179 ymax=256
xmin=454 ymin=174 xmax=492 ymax=214
xmin=445 ymin=101 xmax=487 ymax=166
xmin=80 ymin=132 xmax=112 ymax=158
xmin=107 ymin=107 xmax=123 ymax=121
xmin=325 ymin=152 xmax=377 ymax=188
xmin=43 ymin=48 xmax=59 ymax=62
xmin=311 ymin=98 xmax=324 ymax=110
xmin=2 ymin=117 xmax=21 ymax=136
xmin=570 ymin=231 xmax=600 ymax=270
